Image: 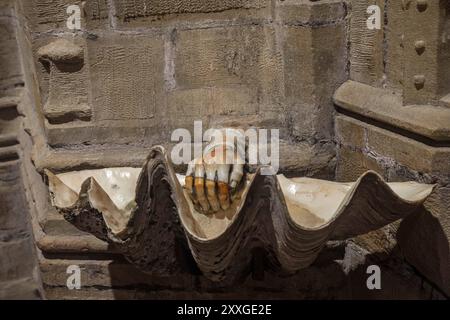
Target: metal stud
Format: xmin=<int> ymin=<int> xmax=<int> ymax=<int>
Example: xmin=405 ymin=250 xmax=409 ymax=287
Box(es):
xmin=414 ymin=75 xmax=426 ymax=89
xmin=414 ymin=40 xmax=426 ymax=54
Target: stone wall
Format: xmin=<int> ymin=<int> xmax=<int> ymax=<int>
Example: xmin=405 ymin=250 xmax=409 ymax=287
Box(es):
xmin=0 ymin=0 xmax=449 ymax=299
xmin=334 ymin=0 xmax=450 ymax=296
xmin=0 ymin=0 xmax=43 ymax=299
xmin=16 ymin=0 xmax=347 ymax=150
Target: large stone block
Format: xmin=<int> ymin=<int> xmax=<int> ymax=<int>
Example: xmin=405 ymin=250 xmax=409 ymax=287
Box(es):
xmin=335 ymin=115 xmax=450 ymax=176
xmin=384 ymin=0 xmax=405 ymax=91
xmin=275 ymin=0 xmax=347 ymax=24
xmin=0 ymin=237 xmax=37 ymax=283
xmin=38 ymin=239 xmax=444 ymax=300
xmin=349 ymin=0 xmax=385 ymax=87
xmin=281 ymin=3 xmax=347 ymax=142
xmin=167 ymin=87 xmax=258 ymax=117
xmin=402 ymin=0 xmax=443 ymax=105
xmin=0 ymin=277 xmax=42 ymax=300
xmin=311 ymin=22 xmax=347 ymax=141
xmin=87 ymin=34 xmax=165 ymax=121
xmin=366 ymin=129 xmax=450 ymax=175
xmin=398 ymin=184 xmax=450 ymax=296
xmin=336 ymin=114 xmax=450 ymax=295
xmin=113 ymin=0 xmax=270 ymax=28
xmin=171 ymin=25 xmax=283 ymax=118
xmin=283 ymin=27 xmax=315 ymax=108
xmin=0 ymin=181 xmax=28 ymax=230
xmin=115 ymin=0 xmax=268 ymax=16
xmin=335 ymin=146 xmax=384 ymax=182
xmin=175 ymin=26 xmax=267 ymax=87
xmin=0 ymin=4 xmax=23 ymax=91
xmin=17 ymin=0 xmax=110 ymax=32
xmin=438 ymin=2 xmax=450 ymax=98
xmin=334 ymin=81 xmax=450 ymax=141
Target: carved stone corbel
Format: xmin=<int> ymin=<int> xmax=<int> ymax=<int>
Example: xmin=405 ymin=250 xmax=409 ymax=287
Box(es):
xmin=37 ymin=38 xmax=91 ymax=124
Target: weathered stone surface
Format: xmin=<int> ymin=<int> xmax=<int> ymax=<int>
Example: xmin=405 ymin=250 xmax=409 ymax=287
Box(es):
xmin=0 ymin=160 xmax=43 ymax=299
xmin=283 ymin=19 xmax=347 ymax=143
xmin=384 ymin=0 xmax=405 ymax=92
xmin=115 ymin=0 xmax=268 ymax=18
xmin=335 ymin=115 xmax=450 ymax=176
xmin=398 ymin=191 xmax=450 ymax=297
xmin=402 ymin=0 xmax=443 ymax=105
xmin=113 ymin=0 xmax=271 ymax=28
xmin=0 ymin=1 xmax=23 ymax=93
xmin=335 ymin=146 xmax=383 ymax=181
xmin=3 ymin=0 xmax=448 ymax=300
xmin=440 ymin=3 xmax=450 ymax=98
xmin=18 ymin=0 xmax=80 ymax=32
xmin=334 ymin=80 xmax=450 ymax=141
xmin=37 ymin=37 xmax=91 ymax=124
xmin=0 ymin=277 xmax=42 ymax=300
xmin=17 ymin=0 xmax=111 ymax=32
xmin=336 ymin=114 xmax=450 ymax=295
xmin=172 ymin=25 xmax=282 ymax=118
xmin=39 ymin=239 xmax=446 ymax=299
xmin=0 ymin=237 xmax=37 ymax=283
xmin=349 ymin=0 xmax=385 ymax=87
xmin=276 ymin=0 xmax=347 ymax=24
xmin=87 ymin=34 xmax=165 ymax=122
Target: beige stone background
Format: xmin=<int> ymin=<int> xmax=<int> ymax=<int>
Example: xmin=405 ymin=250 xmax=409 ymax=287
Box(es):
xmin=0 ymin=0 xmax=449 ymax=299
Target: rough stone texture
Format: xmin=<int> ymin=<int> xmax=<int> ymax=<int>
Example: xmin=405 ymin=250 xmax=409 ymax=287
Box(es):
xmin=335 ymin=5 xmax=450 ymax=288
xmin=0 ymin=0 xmax=22 ymax=95
xmin=402 ymin=0 xmax=443 ymax=105
xmin=335 ymin=115 xmax=450 ymax=176
xmin=15 ymin=0 xmax=347 ymax=151
xmin=88 ymin=34 xmax=164 ymax=122
xmin=349 ymin=0 xmax=450 ymax=105
xmin=334 ymin=80 xmax=450 ymax=141
xmin=0 ymin=0 xmax=43 ymax=299
xmin=335 ymin=114 xmax=450 ymax=295
xmin=349 ymin=0 xmax=385 ymax=87
xmin=0 ymin=160 xmax=43 ymax=299
xmin=39 ymin=240 xmax=447 ymax=300
xmin=384 ymin=0 xmax=405 ymax=92
xmin=0 ymin=0 xmax=448 ymax=300
xmin=440 ymin=2 xmax=450 ymax=98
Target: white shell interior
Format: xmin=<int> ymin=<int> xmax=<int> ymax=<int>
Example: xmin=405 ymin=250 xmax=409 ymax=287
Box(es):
xmin=54 ymin=168 xmax=141 ymax=210
xmin=47 ymin=168 xmax=435 ymax=238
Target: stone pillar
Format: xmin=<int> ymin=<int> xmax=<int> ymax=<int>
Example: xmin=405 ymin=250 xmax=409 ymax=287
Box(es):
xmin=0 ymin=0 xmax=43 ymax=299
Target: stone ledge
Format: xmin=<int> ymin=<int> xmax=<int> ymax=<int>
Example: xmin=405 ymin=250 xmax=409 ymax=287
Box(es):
xmin=0 ymin=146 xmax=19 ymax=162
xmin=37 ymin=234 xmax=117 ymax=254
xmin=33 ymin=138 xmax=335 ymax=177
xmin=33 ymin=145 xmax=150 ymax=174
xmin=334 ymin=81 xmax=450 ymax=142
xmin=335 ymin=115 xmax=450 ymax=176
xmin=0 ymin=96 xmax=19 ymax=110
